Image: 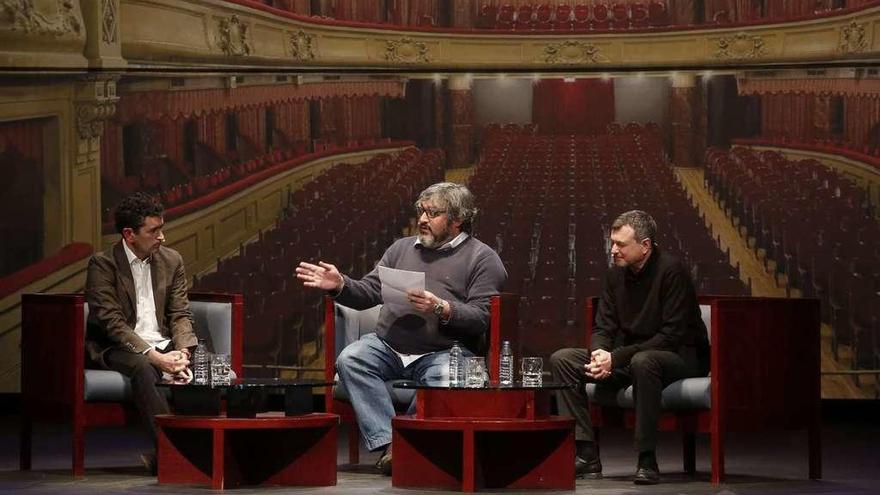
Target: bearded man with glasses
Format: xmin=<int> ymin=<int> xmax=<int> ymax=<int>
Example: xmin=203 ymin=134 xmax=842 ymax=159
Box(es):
xmin=296 ymin=181 xmax=507 ymax=475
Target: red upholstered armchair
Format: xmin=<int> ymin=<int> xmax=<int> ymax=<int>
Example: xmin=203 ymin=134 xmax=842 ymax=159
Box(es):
xmin=496 ymin=4 xmax=516 ymax=29
xmin=515 ymin=4 xmax=535 ymax=29
xmin=572 ymin=4 xmax=591 ymax=30
xmin=591 ymin=2 xmax=611 ymax=29
xmin=535 ymin=4 xmax=553 ymax=29
xmin=583 ymin=295 xmax=821 ymax=484
xmin=611 ymin=2 xmax=630 ymax=28
xmin=478 ymin=4 xmax=499 ymax=29
xmin=647 ymin=0 xmax=670 ymax=26
xmin=323 ymin=293 xmax=519 ymax=463
xmin=630 ymin=2 xmax=649 ymax=27
xmin=19 ymin=292 xmax=244 ymax=476
xmin=554 ymin=4 xmax=573 ymax=29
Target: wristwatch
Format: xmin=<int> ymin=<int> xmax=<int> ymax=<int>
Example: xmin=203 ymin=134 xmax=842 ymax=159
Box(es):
xmin=432 ymin=300 xmax=445 ymax=317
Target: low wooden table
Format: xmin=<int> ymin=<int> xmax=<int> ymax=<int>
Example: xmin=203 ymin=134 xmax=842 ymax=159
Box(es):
xmin=391 ymin=383 xmax=575 ymax=492
xmin=156 ymin=412 xmax=338 ymax=490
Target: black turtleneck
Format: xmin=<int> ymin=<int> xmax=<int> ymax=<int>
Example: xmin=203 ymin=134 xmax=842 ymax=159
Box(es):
xmin=590 ymin=246 xmax=709 ymax=370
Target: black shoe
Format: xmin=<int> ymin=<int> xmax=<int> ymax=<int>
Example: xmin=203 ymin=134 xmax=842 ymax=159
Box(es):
xmin=139 ymin=453 xmax=157 ymax=476
xmin=575 ymin=455 xmax=602 ymax=479
xmin=375 ymin=445 xmax=392 ymax=476
xmin=633 ymin=465 xmax=660 ymax=484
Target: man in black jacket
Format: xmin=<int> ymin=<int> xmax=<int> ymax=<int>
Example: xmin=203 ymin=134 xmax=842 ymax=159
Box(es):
xmin=550 ymin=210 xmax=709 ymax=485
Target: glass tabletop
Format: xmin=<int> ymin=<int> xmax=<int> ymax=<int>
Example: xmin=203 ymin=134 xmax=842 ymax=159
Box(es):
xmin=158 ymin=378 xmax=332 ymax=389
xmin=392 ymin=381 xmax=572 ymax=391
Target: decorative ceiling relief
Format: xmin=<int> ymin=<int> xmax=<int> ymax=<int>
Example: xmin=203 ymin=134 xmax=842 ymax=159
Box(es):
xmin=715 ymin=32 xmax=766 ymax=59
xmin=543 ymin=41 xmax=608 ymax=64
xmin=839 ymin=21 xmax=867 ymax=54
xmin=289 ymin=29 xmax=315 ymax=62
xmin=382 ymin=37 xmax=430 ymax=63
xmin=217 ymin=15 xmax=251 ymax=57
xmin=1 ymin=0 xmax=82 ymax=36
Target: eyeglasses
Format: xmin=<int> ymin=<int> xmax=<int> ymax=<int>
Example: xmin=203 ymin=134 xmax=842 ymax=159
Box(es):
xmin=415 ymin=205 xmax=447 ymax=219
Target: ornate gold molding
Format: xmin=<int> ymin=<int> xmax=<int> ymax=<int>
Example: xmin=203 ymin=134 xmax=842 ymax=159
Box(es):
xmin=839 ymin=21 xmax=867 ymax=54
xmin=101 ymin=0 xmax=118 ymax=43
xmin=382 ymin=37 xmax=429 ymax=63
xmin=543 ymin=40 xmax=608 ymax=65
xmin=715 ymin=32 xmax=766 ymax=59
xmin=1 ymin=0 xmax=82 ymax=36
xmin=289 ymin=29 xmax=315 ymax=61
xmin=217 ymin=14 xmax=251 ymax=57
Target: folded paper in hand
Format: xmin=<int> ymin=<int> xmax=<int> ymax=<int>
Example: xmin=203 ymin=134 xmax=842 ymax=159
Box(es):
xmin=378 ymin=265 xmax=425 ymax=313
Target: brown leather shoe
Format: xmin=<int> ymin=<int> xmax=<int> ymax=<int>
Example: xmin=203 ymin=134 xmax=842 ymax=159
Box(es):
xmin=375 ymin=444 xmax=392 ymax=476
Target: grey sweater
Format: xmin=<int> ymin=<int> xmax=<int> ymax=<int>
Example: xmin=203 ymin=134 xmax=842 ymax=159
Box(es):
xmin=336 ymin=235 xmax=507 ymax=354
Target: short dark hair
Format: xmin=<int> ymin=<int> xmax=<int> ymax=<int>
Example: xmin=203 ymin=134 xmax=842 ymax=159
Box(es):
xmin=611 ymin=210 xmax=657 ymax=245
xmin=114 ymin=192 xmax=164 ymax=234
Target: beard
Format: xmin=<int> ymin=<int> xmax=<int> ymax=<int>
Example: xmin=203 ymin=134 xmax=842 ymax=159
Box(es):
xmin=418 ymin=223 xmax=452 ymax=249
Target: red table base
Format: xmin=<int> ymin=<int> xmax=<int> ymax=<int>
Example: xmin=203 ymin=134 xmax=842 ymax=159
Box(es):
xmin=156 ymin=412 xmax=338 ymax=490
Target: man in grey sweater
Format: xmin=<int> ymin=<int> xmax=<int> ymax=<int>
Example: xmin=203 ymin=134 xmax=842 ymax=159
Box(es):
xmin=296 ymin=182 xmax=507 ymax=475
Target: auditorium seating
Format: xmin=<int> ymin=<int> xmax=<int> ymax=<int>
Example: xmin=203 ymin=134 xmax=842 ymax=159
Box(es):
xmin=705 ymin=146 xmax=879 ymax=373
xmin=470 ymin=124 xmax=749 ymax=361
xmin=193 ymin=148 xmax=445 ymax=370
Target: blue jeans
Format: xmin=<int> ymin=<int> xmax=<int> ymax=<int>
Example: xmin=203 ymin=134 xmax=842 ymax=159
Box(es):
xmin=335 ymin=333 xmax=471 ymax=452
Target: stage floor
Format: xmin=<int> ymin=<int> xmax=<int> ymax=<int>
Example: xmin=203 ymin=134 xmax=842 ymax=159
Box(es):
xmin=2 ymin=405 xmax=878 ymax=494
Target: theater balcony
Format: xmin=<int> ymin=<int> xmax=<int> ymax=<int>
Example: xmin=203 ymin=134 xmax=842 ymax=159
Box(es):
xmin=2 ymin=1 xmax=879 ymax=72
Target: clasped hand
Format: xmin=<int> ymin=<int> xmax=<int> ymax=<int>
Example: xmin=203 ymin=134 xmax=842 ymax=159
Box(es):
xmin=584 ymin=349 xmax=612 ymax=380
xmin=148 ymin=348 xmax=191 ymax=376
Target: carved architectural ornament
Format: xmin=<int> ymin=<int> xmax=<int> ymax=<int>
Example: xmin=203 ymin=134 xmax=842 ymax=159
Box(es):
xmin=715 ymin=32 xmax=766 ymax=59
xmin=75 ymin=99 xmax=117 ymax=140
xmin=217 ymin=15 xmax=251 ymax=57
xmin=383 ymin=37 xmax=430 ymax=63
xmin=839 ymin=21 xmax=867 ymax=54
xmin=1 ymin=0 xmax=82 ymax=36
xmin=101 ymin=0 xmax=117 ymax=44
xmin=289 ymin=29 xmax=315 ymax=61
xmin=543 ymin=41 xmax=608 ymax=65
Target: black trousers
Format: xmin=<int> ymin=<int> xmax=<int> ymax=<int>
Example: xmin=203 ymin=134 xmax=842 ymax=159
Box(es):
xmin=550 ymin=347 xmax=702 ymax=452
xmin=102 ymin=346 xmax=170 ymax=446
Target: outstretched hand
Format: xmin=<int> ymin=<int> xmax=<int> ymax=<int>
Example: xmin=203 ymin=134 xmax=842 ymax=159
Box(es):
xmin=296 ymin=261 xmax=343 ymax=292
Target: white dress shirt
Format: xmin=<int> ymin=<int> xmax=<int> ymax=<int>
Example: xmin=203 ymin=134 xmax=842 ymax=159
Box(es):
xmin=122 ymin=241 xmax=170 ymax=352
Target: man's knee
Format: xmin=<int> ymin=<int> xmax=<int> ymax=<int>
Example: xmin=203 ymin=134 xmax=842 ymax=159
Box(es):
xmin=550 ymin=348 xmax=581 ymax=373
xmin=129 ymin=357 xmax=161 ymax=386
xmin=336 ymin=341 xmax=373 ymax=374
xmin=630 ymin=351 xmax=663 ymax=376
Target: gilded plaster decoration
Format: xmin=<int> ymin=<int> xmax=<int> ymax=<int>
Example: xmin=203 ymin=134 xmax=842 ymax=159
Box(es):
xmin=101 ymin=0 xmax=117 ymax=43
xmin=542 ymin=41 xmax=608 ymax=65
xmin=1 ymin=0 xmax=82 ymax=36
xmin=289 ymin=29 xmax=315 ymax=61
xmin=75 ymin=98 xmax=117 ymax=139
xmin=715 ymin=32 xmax=766 ymax=59
xmin=839 ymin=21 xmax=867 ymax=54
xmin=217 ymin=14 xmax=251 ymax=57
xmin=383 ymin=37 xmax=429 ymax=63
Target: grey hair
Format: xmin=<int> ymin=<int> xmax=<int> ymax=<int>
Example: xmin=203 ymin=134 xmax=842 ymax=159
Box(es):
xmin=611 ymin=210 xmax=657 ymax=245
xmin=416 ymin=182 xmax=478 ymax=232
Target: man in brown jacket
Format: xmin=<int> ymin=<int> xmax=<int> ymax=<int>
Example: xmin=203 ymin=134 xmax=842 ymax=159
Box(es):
xmin=85 ymin=192 xmax=197 ymax=473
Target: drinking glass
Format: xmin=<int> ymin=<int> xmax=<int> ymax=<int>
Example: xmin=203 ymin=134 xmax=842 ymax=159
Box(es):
xmin=210 ymin=353 xmax=231 ymax=386
xmin=521 ymin=357 xmax=543 ymax=387
xmin=464 ymin=356 xmax=488 ymax=388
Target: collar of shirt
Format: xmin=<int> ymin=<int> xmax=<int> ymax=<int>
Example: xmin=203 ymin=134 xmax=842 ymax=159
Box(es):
xmin=414 ymin=232 xmax=469 ymax=251
xmin=122 ymin=240 xmax=151 ymax=267
xmin=625 ymin=244 xmax=660 ymax=282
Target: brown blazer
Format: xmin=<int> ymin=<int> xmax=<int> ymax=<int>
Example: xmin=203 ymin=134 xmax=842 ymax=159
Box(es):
xmin=85 ymin=240 xmax=197 ymax=368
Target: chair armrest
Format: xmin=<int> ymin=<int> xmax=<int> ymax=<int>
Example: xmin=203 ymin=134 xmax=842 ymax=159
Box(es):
xmin=21 ymin=293 xmax=85 ymax=415
xmin=323 ymin=295 xmax=337 ymax=413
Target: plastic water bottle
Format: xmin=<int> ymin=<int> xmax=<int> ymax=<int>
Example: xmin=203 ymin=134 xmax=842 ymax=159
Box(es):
xmin=449 ymin=341 xmax=463 ymax=387
xmin=192 ymin=338 xmax=209 ymax=385
xmin=499 ymin=340 xmax=514 ymax=387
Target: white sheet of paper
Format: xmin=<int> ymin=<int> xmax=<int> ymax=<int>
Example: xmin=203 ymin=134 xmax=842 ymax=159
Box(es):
xmin=378 ymin=266 xmax=425 ymax=311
